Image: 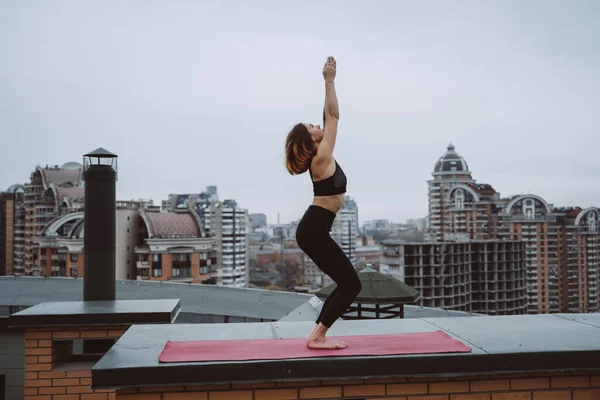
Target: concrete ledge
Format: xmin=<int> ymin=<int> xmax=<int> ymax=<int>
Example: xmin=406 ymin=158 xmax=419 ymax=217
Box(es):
xmin=9 ymin=299 xmax=180 ymax=327
xmin=91 ymin=313 xmax=600 ymax=389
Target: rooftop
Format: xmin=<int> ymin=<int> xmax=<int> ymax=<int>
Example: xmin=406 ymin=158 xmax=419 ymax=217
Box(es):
xmin=90 ymin=312 xmax=600 ymax=388
xmin=0 ymin=276 xmax=479 ymax=321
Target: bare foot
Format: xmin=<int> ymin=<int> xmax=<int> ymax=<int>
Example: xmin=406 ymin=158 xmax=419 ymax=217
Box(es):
xmin=306 ymin=322 xmax=347 ymax=350
xmin=306 ymin=336 xmax=347 ymax=349
xmin=306 ymin=328 xmax=347 ymax=349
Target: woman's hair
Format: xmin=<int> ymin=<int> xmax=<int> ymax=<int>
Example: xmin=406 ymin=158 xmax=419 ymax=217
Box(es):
xmin=285 ymin=123 xmax=317 ymax=175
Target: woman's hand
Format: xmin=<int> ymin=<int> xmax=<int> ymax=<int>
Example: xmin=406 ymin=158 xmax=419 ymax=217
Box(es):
xmin=322 ymin=56 xmax=336 ymax=83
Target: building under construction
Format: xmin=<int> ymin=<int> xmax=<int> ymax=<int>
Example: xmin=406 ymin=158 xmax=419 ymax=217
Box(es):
xmin=380 ymin=240 xmax=527 ymax=315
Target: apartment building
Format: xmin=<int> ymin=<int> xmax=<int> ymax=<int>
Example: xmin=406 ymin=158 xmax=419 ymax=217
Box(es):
xmin=136 ymin=208 xmax=215 ymax=284
xmin=33 ymin=201 xmax=148 ymax=279
xmin=206 ymin=200 xmax=249 ymax=288
xmin=162 ymin=189 xmax=248 ymax=287
xmin=23 ymin=162 xmax=84 ymax=275
xmin=0 ymin=185 xmax=25 ymax=276
xmin=331 ymin=196 xmax=359 ymax=265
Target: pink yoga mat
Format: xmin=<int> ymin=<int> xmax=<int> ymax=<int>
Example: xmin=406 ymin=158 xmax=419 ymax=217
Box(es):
xmin=158 ymin=330 xmax=471 ymax=363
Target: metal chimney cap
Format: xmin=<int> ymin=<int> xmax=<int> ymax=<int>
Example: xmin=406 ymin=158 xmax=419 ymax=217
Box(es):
xmin=84 ymin=147 xmax=118 ymax=158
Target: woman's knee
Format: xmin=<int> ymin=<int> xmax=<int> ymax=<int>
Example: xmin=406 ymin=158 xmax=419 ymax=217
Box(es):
xmin=342 ymin=275 xmax=362 ymax=297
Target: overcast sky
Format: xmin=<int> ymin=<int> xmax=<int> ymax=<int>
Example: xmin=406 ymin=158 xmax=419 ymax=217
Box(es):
xmin=1 ymin=0 xmax=599 ymax=224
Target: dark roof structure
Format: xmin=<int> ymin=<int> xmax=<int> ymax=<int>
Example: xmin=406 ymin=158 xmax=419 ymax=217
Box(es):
xmin=433 ymin=143 xmax=470 ymax=174
xmin=316 ymin=266 xmax=420 ymax=304
xmin=140 ymin=211 xmax=202 ymax=238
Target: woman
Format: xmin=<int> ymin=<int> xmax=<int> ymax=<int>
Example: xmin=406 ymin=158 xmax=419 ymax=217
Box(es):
xmin=284 ymin=56 xmax=362 ymax=350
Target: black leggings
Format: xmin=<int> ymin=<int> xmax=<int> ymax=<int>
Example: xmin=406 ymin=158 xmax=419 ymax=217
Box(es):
xmin=296 ymin=205 xmax=362 ymax=328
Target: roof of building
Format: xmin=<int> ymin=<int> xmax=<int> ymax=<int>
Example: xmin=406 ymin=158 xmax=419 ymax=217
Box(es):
xmin=5 ymin=184 xmax=24 ymax=193
xmin=433 ymin=143 xmax=470 ymax=174
xmin=39 ymin=166 xmax=83 ymax=188
xmin=56 ymin=186 xmax=85 ymax=203
xmin=140 ymin=211 xmax=202 ymax=238
xmin=465 ymin=183 xmax=496 ymax=195
xmin=0 ymin=277 xmax=310 ymax=321
xmin=558 ymin=207 xmax=584 ymax=218
xmin=0 ymin=276 xmax=479 ymax=322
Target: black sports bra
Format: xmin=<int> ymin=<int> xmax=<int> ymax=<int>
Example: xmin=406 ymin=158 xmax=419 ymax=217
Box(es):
xmin=308 ymin=159 xmax=347 ymax=196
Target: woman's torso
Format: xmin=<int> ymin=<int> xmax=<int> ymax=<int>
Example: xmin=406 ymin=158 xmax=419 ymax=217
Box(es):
xmin=309 ymin=158 xmax=347 ymax=213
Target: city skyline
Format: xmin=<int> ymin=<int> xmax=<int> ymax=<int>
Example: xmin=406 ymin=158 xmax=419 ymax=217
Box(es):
xmin=2 ymin=1 xmax=599 ymax=224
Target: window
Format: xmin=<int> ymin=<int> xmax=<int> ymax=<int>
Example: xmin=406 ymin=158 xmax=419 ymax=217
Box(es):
xmin=454 ymin=189 xmax=464 ymax=210
xmin=523 ymin=199 xmax=535 ymax=220
xmin=70 ymin=254 xmax=78 ymax=262
xmin=70 ymin=267 xmax=78 ymax=277
xmin=588 ymin=212 xmax=597 ymax=233
xmin=152 ymin=268 xmax=162 ymax=277
xmin=172 ymin=267 xmax=191 ymax=277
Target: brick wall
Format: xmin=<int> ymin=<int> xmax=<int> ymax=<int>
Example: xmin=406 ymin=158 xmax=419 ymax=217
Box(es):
xmin=24 ymin=324 xmax=129 ymax=400
xmin=114 ymin=370 xmax=600 ymax=400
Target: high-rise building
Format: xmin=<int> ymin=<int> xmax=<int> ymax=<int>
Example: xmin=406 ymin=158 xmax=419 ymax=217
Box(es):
xmin=495 ymin=196 xmax=563 ymax=314
xmin=429 ymin=144 xmax=600 ymax=314
xmin=497 ymin=203 xmax=599 ymax=314
xmin=380 ymin=240 xmax=527 ymax=315
xmin=206 ymin=199 xmax=249 ymax=288
xmin=163 ymin=189 xmax=249 ymax=288
xmin=0 ymin=185 xmax=25 ymax=276
xmin=23 ymin=162 xmax=84 ymax=275
xmin=331 ymin=196 xmax=359 ymax=265
xmin=427 ymin=144 xmax=476 ymax=242
xmin=563 ymin=208 xmax=599 ymax=313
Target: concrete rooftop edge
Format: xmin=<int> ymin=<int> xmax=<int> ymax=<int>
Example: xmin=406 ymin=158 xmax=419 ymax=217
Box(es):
xmin=90 ymin=312 xmax=600 ymax=389
xmin=9 ymin=299 xmax=181 ymax=327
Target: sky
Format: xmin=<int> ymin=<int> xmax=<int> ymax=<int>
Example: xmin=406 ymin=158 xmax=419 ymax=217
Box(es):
xmin=1 ymin=0 xmax=599 ymax=225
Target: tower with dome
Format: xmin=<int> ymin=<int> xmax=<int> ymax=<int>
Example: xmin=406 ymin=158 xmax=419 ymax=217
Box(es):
xmin=427 ymin=144 xmax=475 ymax=241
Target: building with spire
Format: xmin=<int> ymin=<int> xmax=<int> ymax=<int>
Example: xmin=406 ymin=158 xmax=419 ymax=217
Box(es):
xmin=427 ymin=144 xmax=476 ymax=242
